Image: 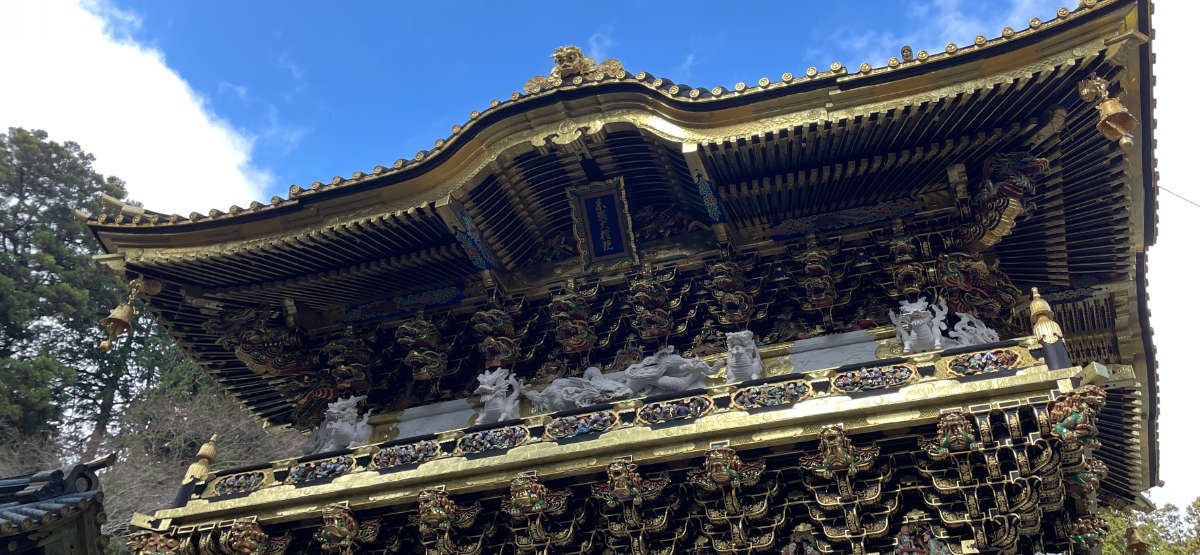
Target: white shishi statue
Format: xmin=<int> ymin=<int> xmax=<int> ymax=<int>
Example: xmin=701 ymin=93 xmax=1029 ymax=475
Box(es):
xmin=522 ymin=367 xmax=633 ymax=413
xmin=712 ymin=330 xmax=764 ymax=383
xmin=889 ymin=297 xmax=949 ymax=354
xmin=308 ymin=396 xmax=372 ymax=454
xmin=474 ymin=367 xmax=524 ymax=423
xmin=888 ymin=297 xmax=1001 ymax=353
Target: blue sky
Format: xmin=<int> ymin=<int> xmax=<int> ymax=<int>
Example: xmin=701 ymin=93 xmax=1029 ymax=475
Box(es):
xmin=108 ymin=0 xmax=1063 ymax=202
xmin=5 ymin=0 xmax=1200 ymax=511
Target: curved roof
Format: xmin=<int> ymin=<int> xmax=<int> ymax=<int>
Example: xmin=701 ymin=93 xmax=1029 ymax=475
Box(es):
xmin=86 ymin=0 xmax=1134 ymax=236
xmin=0 ymin=455 xmax=112 ymax=553
xmin=82 ymin=0 xmax=1158 ymax=497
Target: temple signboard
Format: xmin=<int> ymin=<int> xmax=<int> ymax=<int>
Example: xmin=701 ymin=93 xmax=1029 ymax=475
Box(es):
xmin=567 ymin=176 xmax=638 ymax=271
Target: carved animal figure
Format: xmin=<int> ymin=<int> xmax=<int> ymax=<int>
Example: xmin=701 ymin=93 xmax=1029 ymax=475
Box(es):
xmin=522 ymin=367 xmax=633 ymax=413
xmin=550 ymin=45 xmax=595 ymax=78
xmin=889 ymin=297 xmax=949 ymax=353
xmin=947 ymin=312 xmax=1000 ymax=346
xmin=474 ymin=367 xmax=524 ymax=423
xmin=623 ymin=346 xmax=714 ymax=396
xmin=713 ymin=330 xmax=764 ymax=384
xmin=798 ymin=425 xmax=879 ymax=478
xmin=308 ymin=396 xmax=372 ymax=454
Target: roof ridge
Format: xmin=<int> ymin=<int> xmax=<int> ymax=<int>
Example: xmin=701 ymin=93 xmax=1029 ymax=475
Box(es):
xmin=85 ymin=0 xmax=1108 ymax=229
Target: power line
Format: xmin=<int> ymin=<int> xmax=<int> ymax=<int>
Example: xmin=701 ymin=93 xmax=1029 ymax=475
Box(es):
xmin=1158 ymin=185 xmax=1200 ymax=209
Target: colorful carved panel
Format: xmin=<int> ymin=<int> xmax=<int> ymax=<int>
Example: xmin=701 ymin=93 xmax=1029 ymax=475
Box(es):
xmin=344 ymin=286 xmax=462 ymax=324
xmin=545 ymin=410 xmax=618 ymax=440
xmin=636 ymin=395 xmax=713 ymax=425
xmin=631 ymin=205 xmax=707 ymax=243
xmin=941 ymin=348 xmax=1023 ymax=376
xmin=831 ymin=363 xmax=918 ymax=393
xmin=731 ymin=379 xmax=812 ymax=410
xmin=456 ymin=426 xmax=529 ymax=454
xmin=372 ymin=439 xmax=441 ymax=469
xmin=288 ymin=455 xmax=355 ymax=484
xmin=771 ymin=198 xmax=917 ymax=239
xmin=211 ymin=470 xmax=268 ymax=496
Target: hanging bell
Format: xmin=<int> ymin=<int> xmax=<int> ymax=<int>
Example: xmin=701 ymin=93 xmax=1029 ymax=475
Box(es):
xmin=1095 ymin=96 xmax=1138 ymax=147
xmin=1125 ymin=526 xmax=1149 ymax=555
xmin=99 ymin=302 xmax=137 ymax=351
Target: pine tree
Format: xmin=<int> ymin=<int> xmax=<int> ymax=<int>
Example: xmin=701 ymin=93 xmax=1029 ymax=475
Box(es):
xmin=0 ymin=127 xmax=127 ymax=436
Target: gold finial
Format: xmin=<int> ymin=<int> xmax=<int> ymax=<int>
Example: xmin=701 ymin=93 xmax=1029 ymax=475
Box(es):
xmin=182 ymin=433 xmax=218 ymax=485
xmin=1029 ymin=287 xmax=1063 ymax=344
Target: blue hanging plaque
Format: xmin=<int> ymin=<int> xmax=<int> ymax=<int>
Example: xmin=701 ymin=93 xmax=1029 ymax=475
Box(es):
xmin=566 ymin=177 xmax=638 ymax=271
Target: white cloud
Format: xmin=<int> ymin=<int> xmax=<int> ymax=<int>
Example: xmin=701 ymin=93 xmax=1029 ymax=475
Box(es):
xmin=0 ymin=0 xmax=271 ymax=215
xmin=834 ymin=0 xmax=1062 ymax=68
xmin=276 ymin=53 xmax=305 ymax=83
xmin=673 ymin=53 xmax=698 ymax=81
xmin=1144 ymin=1 xmax=1200 ymax=510
xmin=588 ymin=30 xmax=615 ymax=62
xmin=217 ymin=81 xmax=250 ymax=104
xmin=262 ymin=104 xmax=309 ymax=155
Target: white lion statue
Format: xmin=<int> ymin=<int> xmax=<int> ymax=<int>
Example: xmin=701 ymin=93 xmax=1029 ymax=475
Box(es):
xmin=474 ymin=367 xmax=524 ymax=423
xmin=713 ymin=330 xmax=764 ymax=383
xmin=889 ymin=297 xmax=948 ymax=353
xmin=308 ymin=396 xmax=372 ymax=454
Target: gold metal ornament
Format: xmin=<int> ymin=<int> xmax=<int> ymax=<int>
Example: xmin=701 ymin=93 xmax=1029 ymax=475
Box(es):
xmin=98 ymin=276 xmax=161 ymax=351
xmin=182 ymin=433 xmax=218 ymax=485
xmin=1028 ymin=287 xmax=1063 ymax=344
xmin=99 ymin=301 xmax=136 ymax=351
xmin=1078 ymin=74 xmax=1138 ymax=148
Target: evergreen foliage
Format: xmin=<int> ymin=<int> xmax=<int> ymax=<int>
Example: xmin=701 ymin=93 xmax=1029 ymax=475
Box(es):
xmin=0 ymin=127 xmax=126 ymax=436
xmin=0 ymin=128 xmax=307 ymax=547
xmin=1101 ymin=498 xmax=1200 ymax=554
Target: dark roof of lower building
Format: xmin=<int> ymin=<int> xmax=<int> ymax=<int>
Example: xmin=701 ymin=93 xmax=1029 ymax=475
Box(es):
xmin=0 ymin=454 xmax=112 ymax=553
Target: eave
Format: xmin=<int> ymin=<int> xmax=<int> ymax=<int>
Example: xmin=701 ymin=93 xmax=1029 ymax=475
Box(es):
xmin=87 ymin=0 xmax=1139 ymax=250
